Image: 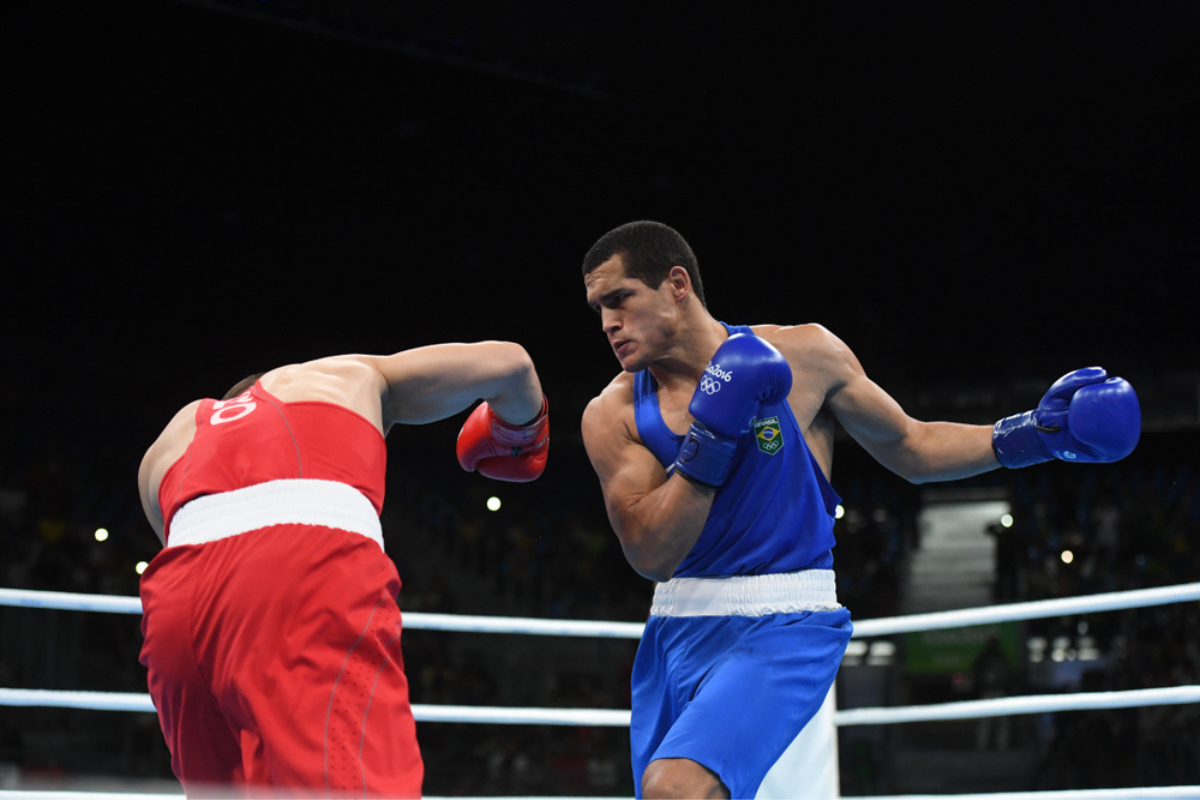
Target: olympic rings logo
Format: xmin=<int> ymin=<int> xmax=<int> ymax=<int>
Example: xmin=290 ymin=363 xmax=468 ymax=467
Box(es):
xmin=699 ymin=376 xmax=722 ymax=395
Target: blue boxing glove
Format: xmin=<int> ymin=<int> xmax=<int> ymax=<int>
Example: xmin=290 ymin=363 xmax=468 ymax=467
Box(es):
xmin=993 ymin=367 xmax=1141 ymax=469
xmin=673 ymin=333 xmax=792 ymax=486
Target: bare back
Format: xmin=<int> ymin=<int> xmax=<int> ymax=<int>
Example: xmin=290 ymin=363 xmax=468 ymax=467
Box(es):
xmin=138 ymin=342 xmax=544 ymax=545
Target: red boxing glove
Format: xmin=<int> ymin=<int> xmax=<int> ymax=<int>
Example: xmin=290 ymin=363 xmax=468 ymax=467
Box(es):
xmin=456 ymin=397 xmax=549 ymax=482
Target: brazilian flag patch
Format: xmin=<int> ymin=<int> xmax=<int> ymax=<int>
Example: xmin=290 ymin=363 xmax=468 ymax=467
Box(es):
xmin=754 ymin=415 xmax=784 ymax=456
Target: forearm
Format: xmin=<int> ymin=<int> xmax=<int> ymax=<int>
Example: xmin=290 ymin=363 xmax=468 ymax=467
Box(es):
xmin=611 ymin=473 xmax=715 ymax=582
xmin=881 ymin=421 xmax=1000 ymax=484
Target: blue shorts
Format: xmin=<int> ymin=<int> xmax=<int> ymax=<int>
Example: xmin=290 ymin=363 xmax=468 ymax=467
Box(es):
xmin=630 ymin=607 xmax=853 ymax=799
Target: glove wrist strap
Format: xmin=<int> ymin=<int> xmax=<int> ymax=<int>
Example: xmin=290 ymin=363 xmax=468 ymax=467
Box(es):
xmin=672 ymin=422 xmax=737 ymax=487
xmin=488 ymin=396 xmax=549 ymax=447
xmin=993 ymin=410 xmax=1052 ymax=469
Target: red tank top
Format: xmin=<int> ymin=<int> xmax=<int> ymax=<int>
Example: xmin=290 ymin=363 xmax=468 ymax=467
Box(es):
xmin=157 ymin=382 xmax=387 ymax=540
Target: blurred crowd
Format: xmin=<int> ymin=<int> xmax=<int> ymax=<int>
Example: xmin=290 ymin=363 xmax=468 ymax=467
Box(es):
xmin=1 ymin=398 xmax=1197 ymax=793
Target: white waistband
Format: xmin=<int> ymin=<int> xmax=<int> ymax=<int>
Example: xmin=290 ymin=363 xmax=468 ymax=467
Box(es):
xmin=650 ymin=570 xmax=840 ymax=617
xmin=168 ymin=479 xmax=383 ymax=551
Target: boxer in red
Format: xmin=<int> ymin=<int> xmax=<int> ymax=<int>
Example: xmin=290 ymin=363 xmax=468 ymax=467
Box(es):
xmin=136 ymin=342 xmax=549 ymax=798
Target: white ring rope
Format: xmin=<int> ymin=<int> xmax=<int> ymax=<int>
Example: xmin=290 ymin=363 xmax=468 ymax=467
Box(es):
xmin=848 ymin=790 xmax=1200 ymax=800
xmin=6 ymin=583 xmax=1200 ymax=726
xmin=5 ymin=585 xmax=1200 ymax=799
xmin=0 ymin=689 xmax=156 ymax=714
xmin=850 ymin=581 xmax=1200 ymax=638
xmin=397 ymin=611 xmax=645 ymax=639
xmin=5 ymin=683 xmax=1200 ymax=727
xmin=2 ymin=796 xmax=1199 ymax=800
xmin=4 ymin=581 xmax=1200 ymax=638
xmin=0 ymin=689 xmax=630 ymax=726
xmin=0 ymin=588 xmax=648 ymax=637
xmin=412 ymin=703 xmax=630 ymax=726
xmin=0 ymin=588 xmax=143 ymax=615
xmin=834 ymin=684 xmax=1200 ymax=726
xmin=2 ymin=792 xmax=1191 ymax=800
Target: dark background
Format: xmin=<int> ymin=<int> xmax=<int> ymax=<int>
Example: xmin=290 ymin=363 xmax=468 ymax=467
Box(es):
xmin=2 ymin=1 xmax=1199 ymax=794
xmin=6 ymin=2 xmax=1197 ymax=428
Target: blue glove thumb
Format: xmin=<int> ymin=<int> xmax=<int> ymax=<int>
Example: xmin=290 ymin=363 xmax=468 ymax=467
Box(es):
xmin=1032 ymin=367 xmax=1108 ymax=447
xmin=1033 ymin=366 xmax=1109 ymax=434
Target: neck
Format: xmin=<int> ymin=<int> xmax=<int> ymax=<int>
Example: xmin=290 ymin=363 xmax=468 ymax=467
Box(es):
xmin=647 ymin=313 xmax=728 ymax=389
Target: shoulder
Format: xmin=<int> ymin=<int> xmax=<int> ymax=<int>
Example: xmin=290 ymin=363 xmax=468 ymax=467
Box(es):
xmin=139 ymin=399 xmax=204 ymax=486
xmin=583 ymin=372 xmax=635 ymax=418
xmin=261 ymin=355 xmax=388 ymax=410
xmin=750 ymin=323 xmax=852 ymax=368
xmin=160 ymin=399 xmax=205 ymax=439
xmin=148 ymin=399 xmax=204 ymax=454
xmin=750 ymin=323 xmax=864 ymax=408
xmin=581 ymin=372 xmax=636 ymax=440
xmin=284 ymin=354 xmax=382 ymax=384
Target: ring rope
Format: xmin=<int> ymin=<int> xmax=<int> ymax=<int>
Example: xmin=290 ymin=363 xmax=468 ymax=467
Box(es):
xmin=849 ymin=791 xmax=1200 ymax=800
xmin=4 ymin=581 xmax=1200 ymax=639
xmin=5 ymin=585 xmax=1200 ymax=799
xmin=833 ymin=684 xmax=1200 ymax=726
xmin=5 ymin=584 xmax=1200 ymax=725
xmin=2 ymin=791 xmax=1191 ymax=800
xmin=3 ymin=795 xmax=1200 ymax=800
xmin=0 ymin=588 xmax=143 ymax=616
xmin=5 ymin=684 xmax=1199 ymax=727
xmin=851 ymin=581 xmax=1200 ymax=638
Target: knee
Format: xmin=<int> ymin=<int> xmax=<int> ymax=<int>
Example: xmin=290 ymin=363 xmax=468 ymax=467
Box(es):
xmin=642 ymin=758 xmax=729 ymax=799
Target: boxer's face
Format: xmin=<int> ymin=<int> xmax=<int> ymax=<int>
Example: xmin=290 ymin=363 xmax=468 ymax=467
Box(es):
xmin=585 ymin=256 xmax=679 ymax=372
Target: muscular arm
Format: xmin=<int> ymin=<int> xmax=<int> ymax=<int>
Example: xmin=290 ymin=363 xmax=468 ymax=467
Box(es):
xmin=372 ymin=341 xmax=544 ymax=426
xmin=800 ymin=326 xmax=999 ymax=483
xmin=137 ymin=400 xmax=203 ymax=546
xmin=581 ymin=383 xmax=714 ymax=581
xmin=137 ymin=453 xmax=167 ymax=545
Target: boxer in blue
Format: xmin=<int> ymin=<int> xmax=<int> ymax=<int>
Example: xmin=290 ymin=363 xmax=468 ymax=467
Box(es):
xmin=579 ymin=221 xmax=1140 ymax=799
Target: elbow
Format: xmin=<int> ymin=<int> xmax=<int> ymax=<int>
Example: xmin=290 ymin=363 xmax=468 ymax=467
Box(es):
xmin=487 ymin=342 xmax=542 ymax=423
xmin=493 ymin=342 xmax=536 ymax=382
xmin=897 ymin=464 xmax=947 ymax=486
xmin=903 ymin=471 xmax=933 ymax=486
xmin=474 ymin=340 xmax=537 ymax=387
xmin=632 ymin=562 xmax=676 ymax=584
xmin=621 ymin=541 xmax=678 ymax=584
xmin=610 ymin=497 xmax=692 ymax=583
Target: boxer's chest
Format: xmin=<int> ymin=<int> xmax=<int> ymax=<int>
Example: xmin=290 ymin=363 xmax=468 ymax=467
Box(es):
xmin=656 ymin=384 xmax=696 ymax=437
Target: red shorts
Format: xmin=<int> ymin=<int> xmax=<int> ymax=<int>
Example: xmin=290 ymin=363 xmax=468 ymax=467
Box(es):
xmin=139 ymin=523 xmax=423 ymax=797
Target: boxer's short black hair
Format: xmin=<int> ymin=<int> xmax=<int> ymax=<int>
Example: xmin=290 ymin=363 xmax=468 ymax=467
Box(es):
xmin=582 ymin=220 xmax=706 ymax=307
xmin=222 ymin=373 xmax=264 ymax=401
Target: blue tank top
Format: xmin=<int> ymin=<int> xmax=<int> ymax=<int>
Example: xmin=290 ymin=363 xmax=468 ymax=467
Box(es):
xmin=633 ymin=323 xmax=840 ymax=577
